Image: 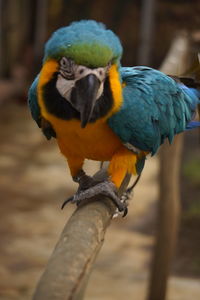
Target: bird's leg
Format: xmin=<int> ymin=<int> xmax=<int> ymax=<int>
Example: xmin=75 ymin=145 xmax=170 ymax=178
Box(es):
xmin=107 ymin=147 xmax=139 ymax=215
xmin=58 ymin=149 xmax=122 ymax=210
xmin=62 ymin=149 xmax=138 ymax=216
xmin=62 ymin=165 xmax=127 ymax=213
xmin=62 ymin=157 xmax=128 ymax=214
xmin=62 ymin=177 xmax=128 ymax=215
xmin=73 ymin=169 xmax=101 ymax=191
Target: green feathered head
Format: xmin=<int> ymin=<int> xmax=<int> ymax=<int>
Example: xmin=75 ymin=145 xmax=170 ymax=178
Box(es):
xmin=44 ymin=20 xmax=123 ymax=68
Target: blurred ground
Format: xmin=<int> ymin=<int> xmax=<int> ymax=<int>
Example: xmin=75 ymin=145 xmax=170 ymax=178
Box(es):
xmin=0 ymin=103 xmax=200 ymax=300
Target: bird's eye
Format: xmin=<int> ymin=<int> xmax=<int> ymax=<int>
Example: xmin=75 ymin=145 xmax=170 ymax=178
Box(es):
xmin=79 ymin=68 xmax=84 ymax=75
xmin=60 ymin=57 xmax=75 ymax=80
xmin=60 ymin=57 xmax=71 ymax=70
xmin=97 ymin=67 xmax=107 ymax=79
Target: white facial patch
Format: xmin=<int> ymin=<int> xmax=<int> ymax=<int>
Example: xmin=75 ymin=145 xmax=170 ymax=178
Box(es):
xmin=56 ymin=74 xmax=75 ymax=100
xmin=56 ymin=58 xmax=110 ymax=102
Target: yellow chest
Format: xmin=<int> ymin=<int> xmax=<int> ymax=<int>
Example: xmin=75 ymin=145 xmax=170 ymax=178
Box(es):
xmin=46 ymin=114 xmax=122 ymax=161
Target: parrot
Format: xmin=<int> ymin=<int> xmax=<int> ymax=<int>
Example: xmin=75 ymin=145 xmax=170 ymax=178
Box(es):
xmin=28 ymin=20 xmax=200 ymax=216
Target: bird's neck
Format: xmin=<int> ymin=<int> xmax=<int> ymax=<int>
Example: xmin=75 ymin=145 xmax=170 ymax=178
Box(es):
xmin=107 ymin=64 xmax=123 ymax=117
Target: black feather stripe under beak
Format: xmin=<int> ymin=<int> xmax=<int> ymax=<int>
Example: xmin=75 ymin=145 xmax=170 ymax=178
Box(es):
xmin=71 ymin=74 xmax=101 ymax=128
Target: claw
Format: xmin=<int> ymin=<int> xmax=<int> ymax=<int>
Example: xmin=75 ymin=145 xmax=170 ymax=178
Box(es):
xmin=109 ymin=195 xmax=126 ymax=213
xmin=61 ymin=180 xmax=128 ymax=217
xmin=122 ymin=207 xmax=128 ymax=217
xmin=61 ymin=196 xmax=74 ymax=209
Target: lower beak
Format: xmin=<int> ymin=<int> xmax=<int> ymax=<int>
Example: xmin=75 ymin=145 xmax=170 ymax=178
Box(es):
xmin=71 ymin=74 xmax=101 ymax=128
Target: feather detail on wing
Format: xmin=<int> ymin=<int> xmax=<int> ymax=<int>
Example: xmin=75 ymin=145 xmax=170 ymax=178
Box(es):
xmin=28 ymin=75 xmax=56 ymax=140
xmin=108 ymin=67 xmax=200 ymax=155
xmin=28 ymin=75 xmax=41 ymax=128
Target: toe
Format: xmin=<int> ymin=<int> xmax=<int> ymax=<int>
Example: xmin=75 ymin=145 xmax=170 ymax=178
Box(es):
xmin=61 ymin=196 xmax=74 ymax=209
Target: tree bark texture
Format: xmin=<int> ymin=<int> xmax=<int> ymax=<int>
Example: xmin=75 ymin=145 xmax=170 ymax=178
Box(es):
xmin=33 ymin=172 xmax=130 ymax=300
xmin=147 ymin=136 xmax=183 ymax=300
xmin=147 ymin=33 xmax=192 ymax=300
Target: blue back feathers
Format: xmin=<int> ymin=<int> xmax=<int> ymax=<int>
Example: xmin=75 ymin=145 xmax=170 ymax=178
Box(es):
xmin=108 ymin=66 xmax=200 ymax=155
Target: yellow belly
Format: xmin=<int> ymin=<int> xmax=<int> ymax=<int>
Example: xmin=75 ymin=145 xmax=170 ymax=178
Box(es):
xmin=47 ymin=114 xmax=122 ymax=161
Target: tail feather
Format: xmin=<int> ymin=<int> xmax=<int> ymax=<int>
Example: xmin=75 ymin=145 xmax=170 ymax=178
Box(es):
xmin=186 ymin=121 xmax=200 ymax=130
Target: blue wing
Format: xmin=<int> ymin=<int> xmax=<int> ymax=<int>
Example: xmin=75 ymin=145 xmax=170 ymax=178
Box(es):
xmin=28 ymin=75 xmax=56 ymax=140
xmin=28 ymin=75 xmax=41 ymax=127
xmin=108 ymin=66 xmax=200 ymax=155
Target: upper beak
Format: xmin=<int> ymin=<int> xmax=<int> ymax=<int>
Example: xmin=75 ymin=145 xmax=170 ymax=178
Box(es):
xmin=71 ymin=74 xmax=101 ymax=128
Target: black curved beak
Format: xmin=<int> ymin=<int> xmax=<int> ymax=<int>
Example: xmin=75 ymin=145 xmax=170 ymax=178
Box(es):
xmin=71 ymin=74 xmax=101 ymax=128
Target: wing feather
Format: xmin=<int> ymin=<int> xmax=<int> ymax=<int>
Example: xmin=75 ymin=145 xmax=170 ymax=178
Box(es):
xmin=108 ymin=66 xmax=199 ymax=155
xmin=28 ymin=75 xmax=56 ymax=140
xmin=28 ymin=75 xmax=41 ymax=128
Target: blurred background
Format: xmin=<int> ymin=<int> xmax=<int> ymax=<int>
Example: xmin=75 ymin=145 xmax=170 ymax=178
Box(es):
xmin=0 ymin=0 xmax=200 ymax=299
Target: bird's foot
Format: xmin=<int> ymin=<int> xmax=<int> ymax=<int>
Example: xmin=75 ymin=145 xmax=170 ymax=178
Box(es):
xmin=73 ymin=170 xmax=101 ymax=191
xmin=61 ymin=180 xmax=128 ymax=217
xmin=112 ymin=189 xmax=132 ymax=218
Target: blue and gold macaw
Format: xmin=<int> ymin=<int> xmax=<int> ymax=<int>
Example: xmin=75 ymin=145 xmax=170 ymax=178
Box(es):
xmin=28 ymin=20 xmax=200 ymax=215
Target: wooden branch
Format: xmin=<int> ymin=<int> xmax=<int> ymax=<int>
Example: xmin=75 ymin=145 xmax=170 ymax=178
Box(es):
xmin=33 ymin=171 xmax=130 ymax=300
xmin=147 ymin=32 xmax=192 ymax=300
xmin=147 ymin=136 xmax=183 ymax=300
